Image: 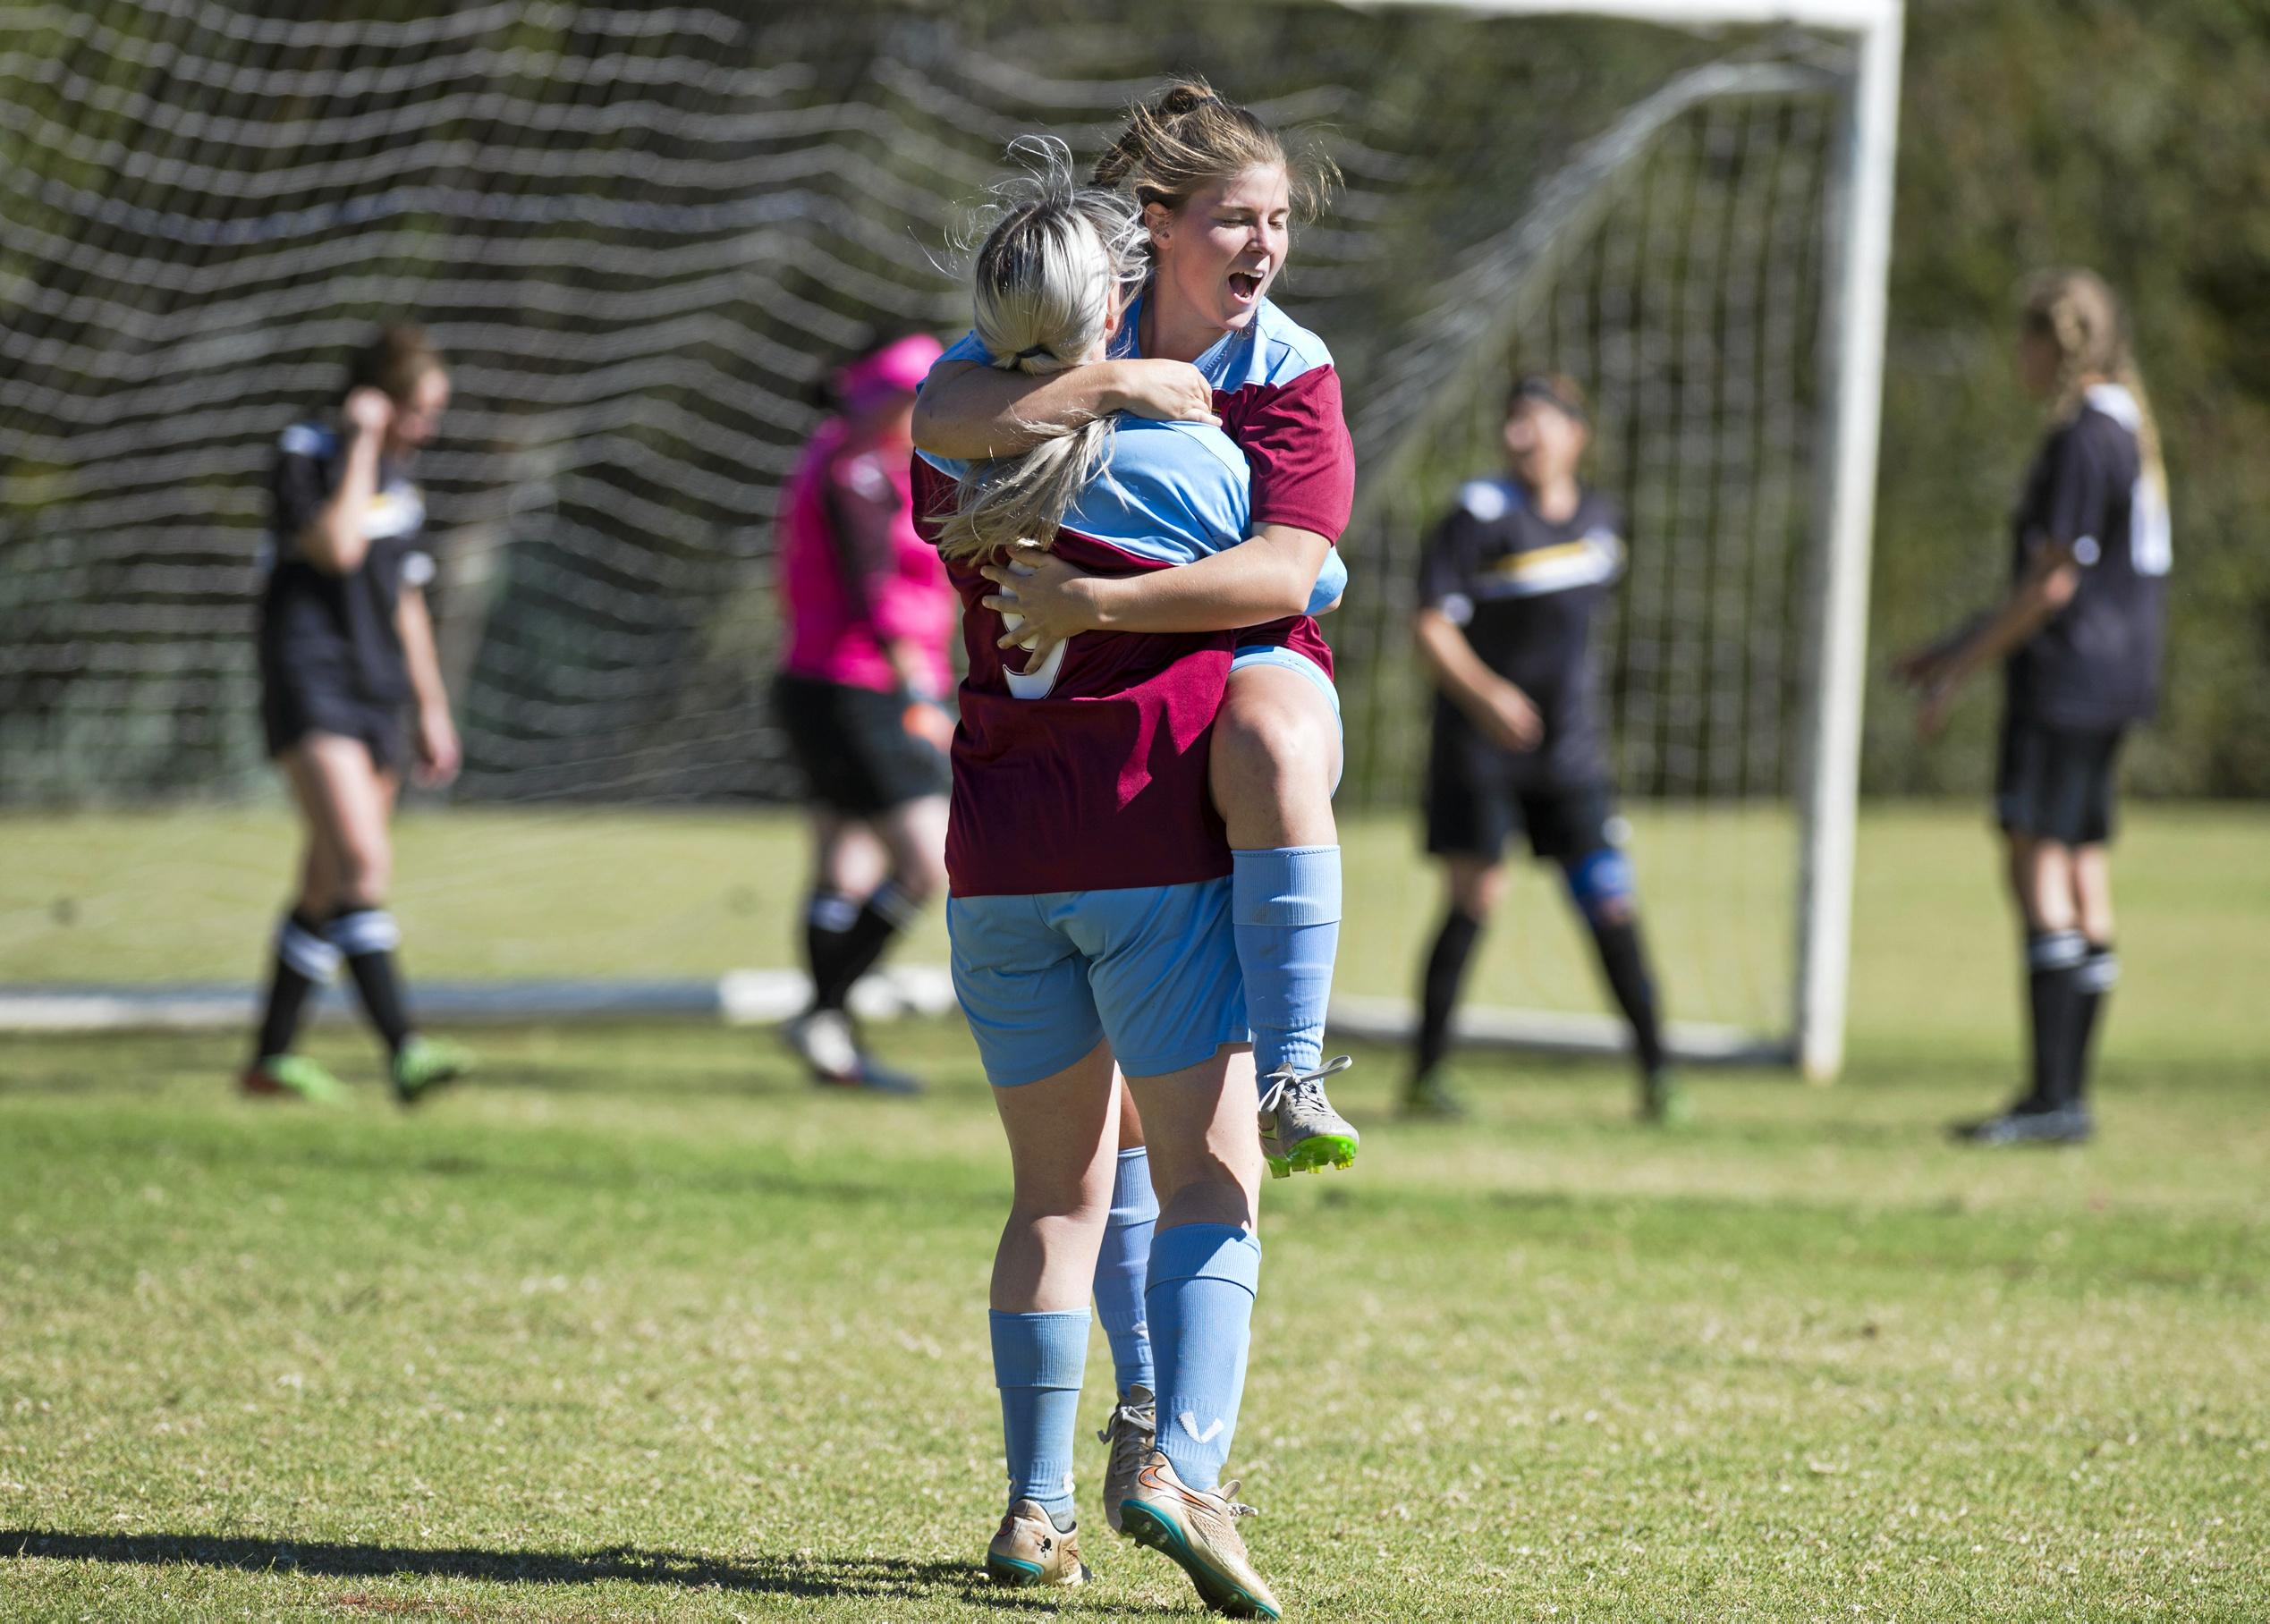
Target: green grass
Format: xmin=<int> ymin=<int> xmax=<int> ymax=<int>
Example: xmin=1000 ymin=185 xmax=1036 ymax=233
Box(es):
xmin=3 ymin=805 xmax=2267 ymax=1620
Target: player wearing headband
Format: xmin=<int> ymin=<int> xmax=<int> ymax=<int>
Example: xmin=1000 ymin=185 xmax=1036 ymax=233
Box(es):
xmin=1408 ymin=374 xmax=1685 ymax=1124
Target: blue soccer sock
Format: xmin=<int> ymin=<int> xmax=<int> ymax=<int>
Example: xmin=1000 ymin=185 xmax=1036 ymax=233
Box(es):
xmin=1232 ymin=844 xmax=1342 ymax=1084
xmin=1147 ymin=1223 xmax=1261 ymax=1493
xmin=1092 ymin=1148 xmax=1157 ymax=1398
xmin=989 ymin=1309 xmax=1088 ymax=1524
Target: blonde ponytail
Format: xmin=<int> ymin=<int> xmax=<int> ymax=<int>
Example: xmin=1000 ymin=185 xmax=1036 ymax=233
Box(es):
xmin=936 ymin=140 xmax=1148 ymax=563
xmin=2020 ymin=267 xmax=2166 ymax=500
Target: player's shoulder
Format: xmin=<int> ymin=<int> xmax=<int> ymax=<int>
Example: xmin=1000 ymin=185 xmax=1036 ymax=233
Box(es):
xmin=1452 ymin=477 xmax=1520 ymax=524
xmin=1577 ymin=486 xmax=1625 ymax=536
xmin=1117 ymin=415 xmax=1249 ymax=484
xmin=276 ymin=420 xmax=336 ymax=460
xmin=1216 ymin=300 xmax=1335 ymax=391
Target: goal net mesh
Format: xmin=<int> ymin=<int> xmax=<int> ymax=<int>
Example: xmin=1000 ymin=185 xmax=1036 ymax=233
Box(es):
xmin=0 ymin=1 xmax=1854 ymax=1045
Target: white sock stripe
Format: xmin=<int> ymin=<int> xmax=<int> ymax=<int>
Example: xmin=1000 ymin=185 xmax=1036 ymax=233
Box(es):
xmin=277 ymin=918 xmax=342 ymax=981
xmin=807 ymin=892 xmax=860 ymax=934
xmin=871 ymin=882 xmax=922 ymax=930
xmin=2079 ymin=952 xmax=2121 ymax=993
xmin=2028 ymin=931 xmax=2087 ymax=970
xmin=326 ymin=909 xmax=401 ymax=956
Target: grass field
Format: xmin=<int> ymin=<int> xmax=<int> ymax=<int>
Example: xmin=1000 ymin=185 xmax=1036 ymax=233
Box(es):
xmin=3 ymin=806 xmax=2266 ymax=1620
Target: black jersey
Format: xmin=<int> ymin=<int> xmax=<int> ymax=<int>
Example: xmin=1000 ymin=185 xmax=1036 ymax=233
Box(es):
xmin=256 ymin=421 xmax=434 ymax=706
xmin=1417 ymin=477 xmax=1625 ymax=790
xmin=2004 ymin=385 xmax=2170 ymax=731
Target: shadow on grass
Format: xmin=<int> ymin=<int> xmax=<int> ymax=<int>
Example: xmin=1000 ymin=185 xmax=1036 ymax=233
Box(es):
xmin=0 ymin=1528 xmax=1138 ymax=1609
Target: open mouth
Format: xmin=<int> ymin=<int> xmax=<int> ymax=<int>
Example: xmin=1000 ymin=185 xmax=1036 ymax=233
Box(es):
xmin=1226 ymin=270 xmax=1263 ymax=304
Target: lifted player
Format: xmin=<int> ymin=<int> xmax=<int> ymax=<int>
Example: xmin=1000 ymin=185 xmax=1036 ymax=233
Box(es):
xmin=1406 ymin=374 xmax=1683 ymax=1124
xmin=242 ymin=324 xmax=470 ymax=1105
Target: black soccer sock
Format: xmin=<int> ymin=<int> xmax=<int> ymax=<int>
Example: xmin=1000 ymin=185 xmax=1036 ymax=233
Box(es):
xmin=2024 ymin=928 xmax=2087 ymax=1110
xmin=811 ymin=880 xmax=922 ymax=1013
xmin=1416 ymin=909 xmax=1484 ymax=1079
xmin=1588 ymin=917 xmax=1668 ymax=1077
xmin=254 ymin=909 xmax=338 ymax=1062
xmin=802 ymin=890 xmax=863 ymax=1013
xmin=2070 ymin=941 xmax=2117 ymax=1104
xmin=329 ymin=904 xmax=412 ymax=1057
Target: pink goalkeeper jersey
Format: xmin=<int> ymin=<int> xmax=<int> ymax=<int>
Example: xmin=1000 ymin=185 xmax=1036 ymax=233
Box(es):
xmin=777 ymin=418 xmax=956 ymax=696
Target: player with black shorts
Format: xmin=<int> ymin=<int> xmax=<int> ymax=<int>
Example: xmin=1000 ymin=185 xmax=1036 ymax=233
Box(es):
xmin=1406 ymin=374 xmax=1684 ymax=1123
xmin=772 ymin=332 xmax=954 ymax=1093
xmin=1896 ymin=270 xmax=2170 ymax=1145
xmin=243 ymin=324 xmax=471 ymax=1105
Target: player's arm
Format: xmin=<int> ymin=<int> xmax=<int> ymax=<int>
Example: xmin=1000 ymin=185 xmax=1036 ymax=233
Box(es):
xmin=396 ymin=580 xmax=461 ymax=786
xmin=979 ymin=523 xmax=1330 ymax=651
xmin=1896 ymin=546 xmax=2082 ymax=736
xmin=911 ymin=358 xmax=1218 ymax=460
xmin=293 ymin=388 xmax=393 ymax=574
xmin=1895 ymin=426 xmax=2104 ymax=735
xmin=1413 ymin=605 xmax=1544 ymax=752
xmin=823 ymin=462 xmax=944 ymax=701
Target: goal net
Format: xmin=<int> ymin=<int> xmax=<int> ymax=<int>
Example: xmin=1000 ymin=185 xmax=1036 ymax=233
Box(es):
xmin=0 ymin=0 xmax=1897 ymax=1070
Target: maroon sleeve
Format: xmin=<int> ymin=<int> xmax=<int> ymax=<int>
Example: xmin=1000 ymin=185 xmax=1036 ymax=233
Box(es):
xmin=909 ymin=454 xmax=960 ymax=547
xmin=1219 ymin=364 xmax=1355 ymax=543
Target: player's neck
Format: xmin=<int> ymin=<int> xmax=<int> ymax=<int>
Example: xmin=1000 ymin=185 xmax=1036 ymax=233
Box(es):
xmin=1518 ymin=473 xmax=1581 ymax=525
xmin=1139 ymin=296 xmax=1221 ymax=366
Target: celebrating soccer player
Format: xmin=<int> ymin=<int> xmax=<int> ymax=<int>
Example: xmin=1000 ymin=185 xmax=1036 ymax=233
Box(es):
xmin=918 ymin=144 xmax=1328 ymax=1619
xmin=1406 ymin=374 xmax=1684 ymax=1124
xmin=1896 ymin=270 xmax=2170 ymax=1146
xmin=772 ymin=330 xmax=954 ymax=1094
xmin=242 ymin=324 xmax=470 ymax=1105
xmin=916 ymin=80 xmax=1359 ymax=1183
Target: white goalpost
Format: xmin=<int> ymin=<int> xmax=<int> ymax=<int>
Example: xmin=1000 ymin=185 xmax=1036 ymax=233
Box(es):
xmin=1330 ymin=0 xmax=1905 ymax=1078
xmin=0 ymin=0 xmax=1902 ymax=1078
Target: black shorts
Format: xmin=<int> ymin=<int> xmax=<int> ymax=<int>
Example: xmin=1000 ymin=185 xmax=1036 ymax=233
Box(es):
xmin=1995 ymin=717 xmax=2124 ymax=846
xmin=261 ymin=671 xmax=408 ymax=776
xmin=1426 ymin=740 xmax=1620 ymax=864
xmin=774 ymin=672 xmax=950 ymax=817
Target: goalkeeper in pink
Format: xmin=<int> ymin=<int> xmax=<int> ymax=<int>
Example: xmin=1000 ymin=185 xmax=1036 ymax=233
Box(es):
xmin=773 ymin=332 xmax=956 ymax=1093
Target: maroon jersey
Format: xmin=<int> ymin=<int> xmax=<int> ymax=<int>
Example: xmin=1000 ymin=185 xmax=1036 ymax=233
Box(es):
xmin=911 ymin=416 xmax=1257 ymax=897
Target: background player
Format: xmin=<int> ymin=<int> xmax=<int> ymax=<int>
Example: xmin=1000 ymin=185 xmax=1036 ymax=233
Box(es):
xmin=1406 ymin=374 xmax=1683 ymax=1124
xmin=243 ymin=324 xmax=471 ymax=1105
xmin=1895 ymin=269 xmax=2170 ymax=1146
xmin=916 ymin=81 xmax=1360 ymax=1180
xmin=922 ymin=152 xmax=1304 ymax=1617
xmin=772 ymin=332 xmax=953 ymax=1094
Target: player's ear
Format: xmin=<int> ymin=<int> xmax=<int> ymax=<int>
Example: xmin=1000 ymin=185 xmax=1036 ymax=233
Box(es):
xmin=1143 ymin=199 xmax=1173 ymax=249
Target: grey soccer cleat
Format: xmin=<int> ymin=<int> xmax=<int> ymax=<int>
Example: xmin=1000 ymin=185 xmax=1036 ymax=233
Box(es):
xmin=1098 ymin=1384 xmax=1156 ymax=1534
xmin=1953 ymin=1103 xmax=2093 ymax=1146
xmin=1258 ymin=1054 xmax=1359 ymax=1179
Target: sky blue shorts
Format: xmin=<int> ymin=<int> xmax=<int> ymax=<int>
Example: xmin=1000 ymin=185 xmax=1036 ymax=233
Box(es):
xmin=947 ymin=878 xmax=1249 ymax=1088
xmin=1230 ymin=644 xmax=1343 ymax=794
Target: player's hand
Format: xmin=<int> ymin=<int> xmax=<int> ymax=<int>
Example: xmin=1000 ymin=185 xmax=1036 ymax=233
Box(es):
xmin=415 ymin=704 xmax=462 ymax=787
xmin=981 ymin=550 xmax=1100 ymax=656
xmin=1479 ymin=681 xmax=1545 ymax=753
xmin=1915 ymin=681 xmax=1957 ymax=740
xmin=902 ymin=699 xmax=954 ymax=754
xmin=344 ymin=386 xmax=395 ymax=439
xmin=1891 ymin=643 xmax=1948 ymax=690
xmin=1106 ymin=359 xmax=1219 ymax=426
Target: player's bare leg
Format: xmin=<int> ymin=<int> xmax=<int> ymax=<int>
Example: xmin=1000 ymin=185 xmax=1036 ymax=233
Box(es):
xmin=984 ymin=1042 xmax=1120 ymax=1583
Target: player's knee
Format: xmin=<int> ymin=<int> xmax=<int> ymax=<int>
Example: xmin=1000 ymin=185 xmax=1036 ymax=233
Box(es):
xmin=1563 ymin=847 xmax=1637 ymax=929
xmin=1214 ymin=696 xmax=1331 ymax=801
xmin=892 ymin=849 xmax=947 ymax=909
xmin=336 ymin=844 xmax=391 ymax=905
